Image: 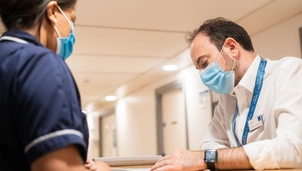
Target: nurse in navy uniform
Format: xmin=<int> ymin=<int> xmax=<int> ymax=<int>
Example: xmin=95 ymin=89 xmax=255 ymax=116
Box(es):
xmin=0 ymin=0 xmax=110 ymax=171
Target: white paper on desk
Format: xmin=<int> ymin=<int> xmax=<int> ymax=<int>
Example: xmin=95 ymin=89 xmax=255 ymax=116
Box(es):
xmin=93 ymin=155 xmax=162 ymax=167
xmin=112 ymin=168 xmax=151 ymax=171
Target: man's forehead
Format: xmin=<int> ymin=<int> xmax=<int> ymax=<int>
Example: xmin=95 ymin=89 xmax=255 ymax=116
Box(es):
xmin=190 ymin=41 xmax=194 ymax=49
xmin=190 ymin=34 xmax=208 ymax=54
xmin=194 ymin=33 xmax=211 ymax=44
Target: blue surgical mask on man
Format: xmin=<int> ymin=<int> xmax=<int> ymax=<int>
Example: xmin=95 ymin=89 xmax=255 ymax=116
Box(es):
xmin=199 ymin=44 xmax=236 ymax=94
xmin=52 ymin=6 xmax=76 ymax=60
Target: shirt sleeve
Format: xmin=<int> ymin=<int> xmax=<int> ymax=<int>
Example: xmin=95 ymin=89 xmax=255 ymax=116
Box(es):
xmin=243 ymin=57 xmax=302 ymax=169
xmin=14 ymin=50 xmax=88 ymax=164
xmin=200 ymin=96 xmax=230 ymax=150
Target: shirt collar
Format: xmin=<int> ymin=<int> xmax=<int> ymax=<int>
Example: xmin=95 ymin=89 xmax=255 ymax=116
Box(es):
xmin=2 ymin=29 xmax=44 ymax=47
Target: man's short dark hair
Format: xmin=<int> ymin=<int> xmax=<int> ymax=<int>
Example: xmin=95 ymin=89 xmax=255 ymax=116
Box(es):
xmin=186 ymin=17 xmax=254 ymax=52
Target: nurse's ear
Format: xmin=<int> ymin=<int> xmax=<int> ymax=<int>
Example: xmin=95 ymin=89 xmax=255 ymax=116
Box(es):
xmin=46 ymin=1 xmax=59 ymax=25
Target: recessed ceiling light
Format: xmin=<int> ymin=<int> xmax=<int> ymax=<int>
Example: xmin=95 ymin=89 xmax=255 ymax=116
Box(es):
xmin=105 ymin=96 xmax=116 ymax=101
xmin=163 ymin=65 xmax=178 ymax=71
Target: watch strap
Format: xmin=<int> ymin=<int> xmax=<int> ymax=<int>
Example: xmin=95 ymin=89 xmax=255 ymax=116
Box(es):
xmin=204 ymin=149 xmax=217 ymax=171
xmin=206 ymin=161 xmax=216 ymax=171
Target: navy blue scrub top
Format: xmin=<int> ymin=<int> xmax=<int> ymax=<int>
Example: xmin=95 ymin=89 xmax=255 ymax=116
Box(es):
xmin=0 ymin=30 xmax=89 ymax=171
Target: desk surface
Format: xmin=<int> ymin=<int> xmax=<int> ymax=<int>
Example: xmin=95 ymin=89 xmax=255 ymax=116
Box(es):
xmin=111 ymin=165 xmax=302 ymax=171
xmin=111 ymin=165 xmax=151 ymax=171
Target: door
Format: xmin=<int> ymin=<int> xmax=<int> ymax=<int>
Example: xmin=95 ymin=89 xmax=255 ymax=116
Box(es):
xmin=101 ymin=113 xmax=117 ymax=157
xmin=162 ymin=88 xmax=187 ymax=155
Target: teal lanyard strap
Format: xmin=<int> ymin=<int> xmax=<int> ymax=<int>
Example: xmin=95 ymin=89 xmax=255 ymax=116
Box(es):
xmin=232 ymin=57 xmax=267 ymax=146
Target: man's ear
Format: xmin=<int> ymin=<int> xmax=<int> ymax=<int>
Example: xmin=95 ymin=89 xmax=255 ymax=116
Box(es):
xmin=225 ymin=37 xmax=239 ymax=59
xmin=46 ymin=1 xmax=58 ymax=25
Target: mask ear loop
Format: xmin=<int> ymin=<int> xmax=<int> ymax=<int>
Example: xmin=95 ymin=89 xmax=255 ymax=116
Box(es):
xmin=217 ymin=42 xmax=236 ymax=71
xmin=216 ymin=43 xmax=226 ymax=63
xmin=231 ymin=57 xmax=236 ymax=71
xmin=52 ymin=5 xmax=74 ymax=38
xmin=52 ymin=24 xmax=62 ymax=38
xmin=56 ymin=6 xmax=73 ymax=26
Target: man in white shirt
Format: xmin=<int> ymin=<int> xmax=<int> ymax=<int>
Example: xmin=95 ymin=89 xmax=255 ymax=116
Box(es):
xmin=151 ymin=17 xmax=302 ymax=171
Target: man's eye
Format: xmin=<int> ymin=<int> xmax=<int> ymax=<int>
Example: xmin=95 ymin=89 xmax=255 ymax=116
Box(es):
xmin=200 ymin=60 xmax=208 ymax=69
xmin=202 ymin=62 xmax=207 ymax=68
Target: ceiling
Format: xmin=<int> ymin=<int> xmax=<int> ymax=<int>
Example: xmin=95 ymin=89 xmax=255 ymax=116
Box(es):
xmin=1 ymin=0 xmax=302 ymax=109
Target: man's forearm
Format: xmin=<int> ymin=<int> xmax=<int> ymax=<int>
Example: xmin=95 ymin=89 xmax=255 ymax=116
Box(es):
xmin=215 ymin=147 xmax=253 ymax=170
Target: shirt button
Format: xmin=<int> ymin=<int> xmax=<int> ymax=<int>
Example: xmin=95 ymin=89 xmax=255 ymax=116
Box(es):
xmin=240 ymin=128 xmax=243 ymax=132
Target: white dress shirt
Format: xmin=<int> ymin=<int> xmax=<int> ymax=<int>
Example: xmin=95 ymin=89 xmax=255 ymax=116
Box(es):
xmin=200 ymin=55 xmax=302 ymax=169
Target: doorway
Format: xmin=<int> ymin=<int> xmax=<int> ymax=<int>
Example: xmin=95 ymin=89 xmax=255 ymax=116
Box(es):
xmin=99 ymin=108 xmax=118 ymax=157
xmin=155 ymin=80 xmax=188 ymax=155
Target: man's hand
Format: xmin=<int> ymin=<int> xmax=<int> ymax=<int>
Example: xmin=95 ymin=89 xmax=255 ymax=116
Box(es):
xmin=151 ymin=149 xmax=206 ymax=171
xmin=85 ymin=159 xmax=111 ymax=171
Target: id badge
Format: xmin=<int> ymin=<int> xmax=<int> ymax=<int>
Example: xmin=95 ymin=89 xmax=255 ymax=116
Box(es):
xmin=248 ymin=115 xmax=264 ymax=132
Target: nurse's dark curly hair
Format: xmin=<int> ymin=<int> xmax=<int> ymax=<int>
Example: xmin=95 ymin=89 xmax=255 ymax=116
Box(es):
xmin=0 ymin=0 xmax=77 ymax=30
xmin=186 ymin=17 xmax=254 ymax=52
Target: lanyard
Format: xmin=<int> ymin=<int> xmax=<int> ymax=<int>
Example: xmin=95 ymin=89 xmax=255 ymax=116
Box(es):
xmin=232 ymin=57 xmax=267 ymax=146
xmin=0 ymin=36 xmax=28 ymax=44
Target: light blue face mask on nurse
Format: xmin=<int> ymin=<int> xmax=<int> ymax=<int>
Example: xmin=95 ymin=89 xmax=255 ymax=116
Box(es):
xmin=53 ymin=6 xmax=76 ymax=60
xmin=199 ymin=44 xmax=236 ymax=94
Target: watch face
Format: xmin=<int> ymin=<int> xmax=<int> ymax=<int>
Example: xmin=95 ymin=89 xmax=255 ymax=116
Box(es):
xmin=205 ymin=150 xmax=217 ymax=162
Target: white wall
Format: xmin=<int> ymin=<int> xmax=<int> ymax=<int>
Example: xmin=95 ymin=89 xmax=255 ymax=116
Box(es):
xmin=184 ymin=67 xmax=212 ymax=150
xmin=92 ymin=13 xmax=302 ymax=157
xmin=115 ymin=60 xmax=211 ymax=156
xmin=115 ymin=90 xmax=158 ymax=156
xmin=87 ymin=112 xmax=101 ymax=159
xmin=252 ymin=13 xmax=302 ymax=59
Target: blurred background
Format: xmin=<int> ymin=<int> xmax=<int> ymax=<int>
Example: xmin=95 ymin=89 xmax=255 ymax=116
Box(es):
xmin=1 ymin=0 xmax=302 ymax=159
